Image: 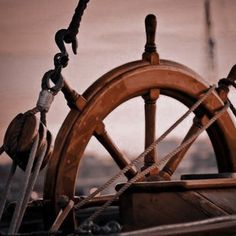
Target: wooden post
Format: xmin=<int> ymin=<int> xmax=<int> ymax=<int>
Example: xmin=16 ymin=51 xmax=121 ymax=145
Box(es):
xmin=142 ymin=89 xmax=159 ymax=174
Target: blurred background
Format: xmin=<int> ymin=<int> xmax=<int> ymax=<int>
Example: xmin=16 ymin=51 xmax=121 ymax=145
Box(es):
xmin=0 ymin=0 xmax=235 ymax=198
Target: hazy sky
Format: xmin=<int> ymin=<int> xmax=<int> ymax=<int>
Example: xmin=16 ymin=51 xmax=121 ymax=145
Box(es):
xmin=0 ymin=0 xmax=235 ymax=160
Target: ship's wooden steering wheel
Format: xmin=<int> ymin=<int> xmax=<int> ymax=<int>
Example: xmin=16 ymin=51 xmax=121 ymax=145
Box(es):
xmin=43 ymin=15 xmax=236 ymax=230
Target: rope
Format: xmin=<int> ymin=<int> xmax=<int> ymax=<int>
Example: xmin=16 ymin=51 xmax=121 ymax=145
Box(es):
xmin=64 ymin=0 xmax=90 ymax=55
xmin=80 ymin=102 xmax=229 ymax=226
xmin=15 ymin=143 xmax=48 ymax=233
xmin=66 ymin=0 xmax=90 ymax=38
xmin=74 ymin=85 xmax=216 ymax=210
xmin=0 ymin=161 xmax=17 ymax=221
xmin=8 ymin=134 xmax=39 ymax=234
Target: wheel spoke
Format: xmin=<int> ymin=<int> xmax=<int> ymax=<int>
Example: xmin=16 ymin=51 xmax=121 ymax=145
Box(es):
xmin=142 ymin=89 xmax=159 ymax=173
xmin=94 ymin=122 xmax=137 ymax=179
xmin=159 ymin=115 xmax=208 ymax=180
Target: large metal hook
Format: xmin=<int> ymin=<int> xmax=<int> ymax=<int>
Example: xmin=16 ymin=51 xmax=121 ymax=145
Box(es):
xmin=55 ymin=29 xmax=78 ymax=55
xmin=55 ymin=29 xmax=68 ymax=55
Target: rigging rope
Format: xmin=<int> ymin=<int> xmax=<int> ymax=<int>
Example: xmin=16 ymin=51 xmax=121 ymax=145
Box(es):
xmin=15 ymin=143 xmax=48 ymax=233
xmin=8 ymin=134 xmax=39 ymax=234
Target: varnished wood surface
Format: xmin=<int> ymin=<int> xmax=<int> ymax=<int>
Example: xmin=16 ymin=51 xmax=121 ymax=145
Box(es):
xmin=197 ymin=188 xmax=236 ymax=214
xmin=117 ymin=178 xmax=236 ymax=192
xmin=119 ymin=179 xmax=236 ymax=231
xmin=143 ymin=89 xmax=159 ymax=170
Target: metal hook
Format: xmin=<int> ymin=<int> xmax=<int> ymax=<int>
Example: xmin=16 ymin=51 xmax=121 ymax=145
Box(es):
xmin=55 ymin=29 xmax=78 ymax=55
xmin=55 ymin=29 xmax=68 ymax=56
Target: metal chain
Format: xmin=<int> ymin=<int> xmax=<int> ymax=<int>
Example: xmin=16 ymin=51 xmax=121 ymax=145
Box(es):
xmin=34 ymin=1 xmax=90 ymax=123
xmin=74 ymin=85 xmax=216 ymax=210
xmin=80 ymin=102 xmax=229 ymax=226
xmin=28 ymin=0 xmax=91 ymax=122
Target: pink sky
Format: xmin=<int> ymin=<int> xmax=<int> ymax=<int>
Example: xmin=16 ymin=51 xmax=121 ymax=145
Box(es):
xmin=0 ymin=0 xmax=235 ymax=160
